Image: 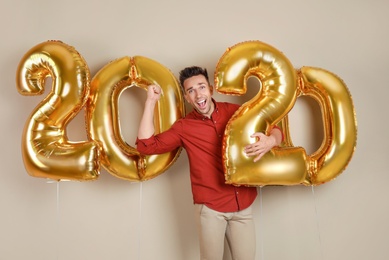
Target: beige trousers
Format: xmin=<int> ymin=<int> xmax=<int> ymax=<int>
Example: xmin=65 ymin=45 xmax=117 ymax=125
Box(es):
xmin=194 ymin=204 xmax=256 ymax=260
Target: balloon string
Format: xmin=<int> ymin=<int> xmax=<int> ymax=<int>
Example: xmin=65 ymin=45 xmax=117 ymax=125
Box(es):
xmin=56 ymin=181 xmax=60 ymax=260
xmin=311 ymin=186 xmax=323 ymax=260
xmin=137 ymin=182 xmax=143 ymax=260
xmin=259 ymin=186 xmax=264 ymax=260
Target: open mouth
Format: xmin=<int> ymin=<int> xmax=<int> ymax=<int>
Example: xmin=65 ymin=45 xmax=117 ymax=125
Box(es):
xmin=197 ymin=99 xmax=206 ymax=109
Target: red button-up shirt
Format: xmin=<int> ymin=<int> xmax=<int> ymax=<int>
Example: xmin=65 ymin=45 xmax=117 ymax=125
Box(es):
xmin=136 ymin=100 xmax=257 ymax=213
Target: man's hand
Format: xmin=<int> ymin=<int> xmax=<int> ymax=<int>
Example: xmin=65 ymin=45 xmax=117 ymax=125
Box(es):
xmin=147 ymin=84 xmax=162 ymax=103
xmin=137 ymin=84 xmax=162 ymax=139
xmin=244 ymin=132 xmax=277 ymax=162
xmin=244 ymin=127 xmax=283 ymax=162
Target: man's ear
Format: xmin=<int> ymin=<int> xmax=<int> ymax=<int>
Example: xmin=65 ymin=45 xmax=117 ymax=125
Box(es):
xmin=209 ymin=85 xmax=214 ymax=94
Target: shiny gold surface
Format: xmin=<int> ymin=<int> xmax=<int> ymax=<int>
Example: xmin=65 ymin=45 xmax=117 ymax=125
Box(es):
xmin=215 ymin=41 xmax=357 ymax=186
xmin=86 ymin=56 xmax=185 ymax=181
xmin=16 ymin=40 xmax=356 ymax=185
xmin=16 ymin=40 xmax=101 ymax=181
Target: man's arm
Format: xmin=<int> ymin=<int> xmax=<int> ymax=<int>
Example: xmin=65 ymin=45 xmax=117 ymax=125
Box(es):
xmin=137 ymin=84 xmax=161 ymax=139
xmin=244 ymin=127 xmax=283 ymax=162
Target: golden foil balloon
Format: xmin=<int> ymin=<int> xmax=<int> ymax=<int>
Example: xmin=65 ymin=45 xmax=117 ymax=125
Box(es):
xmin=16 ymin=40 xmax=101 ymax=181
xmin=215 ymin=41 xmax=357 ymax=186
xmin=297 ymin=67 xmax=357 ymax=185
xmin=86 ymin=56 xmax=185 ymax=181
xmin=215 ymin=40 xmax=310 ymax=186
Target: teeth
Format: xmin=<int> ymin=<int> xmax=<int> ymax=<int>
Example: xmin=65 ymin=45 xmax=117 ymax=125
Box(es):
xmin=198 ymin=100 xmax=205 ymax=107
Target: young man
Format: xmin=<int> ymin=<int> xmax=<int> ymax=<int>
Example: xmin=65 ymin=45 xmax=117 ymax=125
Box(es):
xmin=136 ymin=66 xmax=282 ymax=260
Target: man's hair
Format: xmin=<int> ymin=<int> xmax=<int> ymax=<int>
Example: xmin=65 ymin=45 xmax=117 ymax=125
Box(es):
xmin=179 ymin=66 xmax=209 ymax=90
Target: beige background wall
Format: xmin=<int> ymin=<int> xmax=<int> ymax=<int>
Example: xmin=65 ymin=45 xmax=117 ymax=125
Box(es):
xmin=1 ymin=0 xmax=387 ymax=259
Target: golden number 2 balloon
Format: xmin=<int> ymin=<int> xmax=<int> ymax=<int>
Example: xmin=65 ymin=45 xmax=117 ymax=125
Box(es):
xmin=215 ymin=41 xmax=357 ymax=186
xmin=16 ymin=40 xmax=101 ymax=181
xmin=215 ymin=41 xmax=310 ymax=186
xmin=86 ymin=56 xmax=185 ymax=181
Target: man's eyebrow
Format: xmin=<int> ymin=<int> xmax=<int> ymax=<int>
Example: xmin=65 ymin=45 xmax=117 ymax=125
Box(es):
xmin=186 ymin=82 xmax=207 ymax=92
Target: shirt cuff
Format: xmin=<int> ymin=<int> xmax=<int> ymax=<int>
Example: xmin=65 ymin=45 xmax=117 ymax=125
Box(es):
xmin=135 ymin=136 xmax=155 ymax=146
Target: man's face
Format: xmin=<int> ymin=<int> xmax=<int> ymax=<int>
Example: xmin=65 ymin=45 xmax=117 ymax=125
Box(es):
xmin=183 ymin=75 xmax=214 ymax=118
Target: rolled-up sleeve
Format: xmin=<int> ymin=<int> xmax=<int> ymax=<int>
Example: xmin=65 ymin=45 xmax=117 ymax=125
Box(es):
xmin=136 ymin=136 xmax=159 ymax=155
xmin=135 ymin=121 xmax=183 ymax=155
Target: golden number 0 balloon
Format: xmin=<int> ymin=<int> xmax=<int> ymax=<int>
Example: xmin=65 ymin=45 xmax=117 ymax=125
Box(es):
xmin=16 ymin=40 xmax=101 ymax=181
xmin=296 ymin=67 xmax=357 ymax=185
xmin=215 ymin=41 xmax=357 ymax=186
xmin=86 ymin=56 xmax=185 ymax=181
